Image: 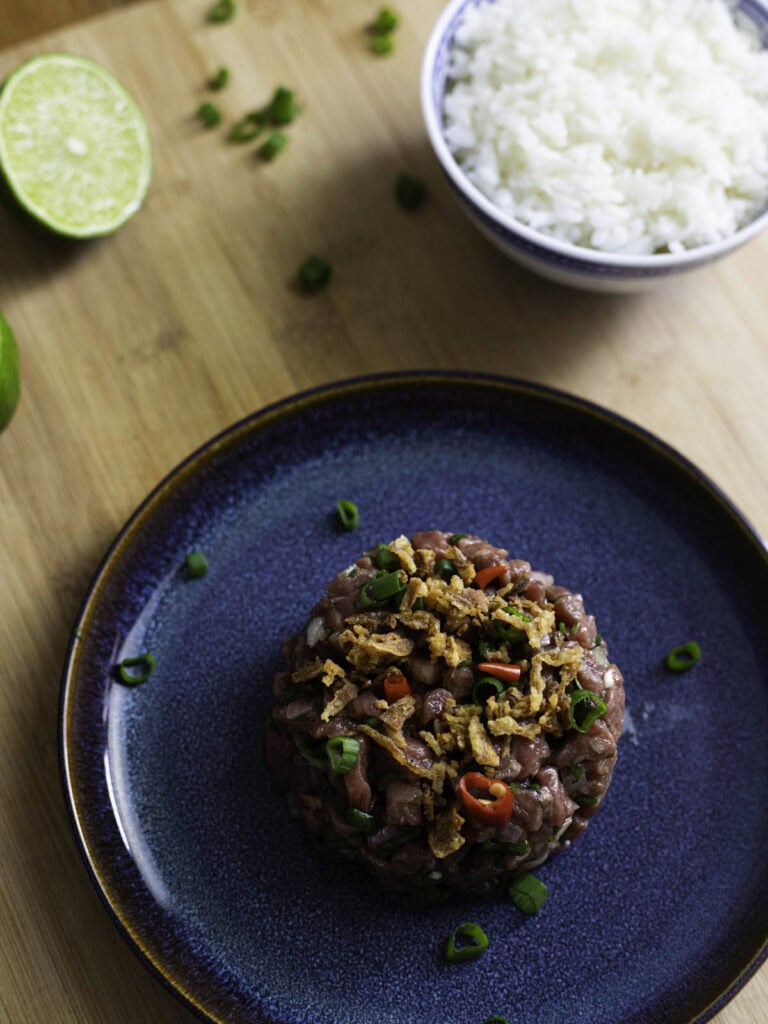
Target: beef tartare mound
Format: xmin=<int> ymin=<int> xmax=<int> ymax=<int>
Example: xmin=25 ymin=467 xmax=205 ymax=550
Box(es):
xmin=266 ymin=531 xmax=625 ymax=897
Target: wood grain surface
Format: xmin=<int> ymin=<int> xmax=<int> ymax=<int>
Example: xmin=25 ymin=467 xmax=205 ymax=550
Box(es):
xmin=0 ymin=2 xmax=766 ymax=1023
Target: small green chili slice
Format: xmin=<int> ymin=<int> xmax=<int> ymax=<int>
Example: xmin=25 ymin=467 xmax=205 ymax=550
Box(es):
xmin=509 ymin=872 xmax=548 ymax=914
xmin=268 ymin=86 xmax=300 ymax=125
xmin=375 ymin=544 xmax=399 ymax=570
xmin=473 ymin=675 xmax=505 ymax=706
xmin=395 ymin=172 xmax=428 ymax=211
xmin=484 ymin=1018 xmax=511 ymax=1024
xmin=336 ymin=499 xmax=359 ymax=530
xmin=448 ymin=533 xmax=467 ymax=545
xmin=196 ymin=101 xmax=221 ymax=127
xmin=666 ymin=641 xmax=701 ymax=672
xmin=445 ymin=922 xmax=489 ymax=963
xmin=435 ymin=558 xmax=455 ymax=581
xmin=325 ymin=736 xmax=360 ymax=774
xmin=346 ymin=808 xmax=376 ymax=833
xmin=299 ymin=255 xmax=332 ymax=293
xmin=184 ymin=551 xmax=208 ymax=578
xmin=569 ymin=689 xmax=607 ymax=733
xmin=207 ymin=0 xmax=235 ymax=23
xmin=360 ymin=570 xmax=406 ymax=607
xmin=259 ymin=131 xmax=288 ymax=161
xmin=116 ymin=654 xmax=155 ymax=686
xmin=209 ymin=66 xmax=230 ymax=90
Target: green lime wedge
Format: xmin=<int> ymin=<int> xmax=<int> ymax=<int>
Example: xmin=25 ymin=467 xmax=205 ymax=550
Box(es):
xmin=0 ymin=311 xmax=20 ymax=432
xmin=0 ymin=53 xmax=151 ymax=238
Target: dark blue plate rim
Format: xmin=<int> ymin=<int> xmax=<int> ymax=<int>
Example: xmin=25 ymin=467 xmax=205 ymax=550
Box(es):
xmin=59 ymin=370 xmax=768 ymax=1024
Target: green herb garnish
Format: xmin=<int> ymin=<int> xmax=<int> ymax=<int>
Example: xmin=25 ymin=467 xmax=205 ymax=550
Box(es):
xmin=665 ymin=641 xmax=701 ymax=672
xmin=336 ymin=499 xmax=359 ymax=530
xmin=116 ymin=653 xmax=155 ymax=686
xmin=395 ymin=172 xmax=428 ymax=211
xmin=445 ymin=922 xmax=488 ymax=963
xmin=206 ymin=0 xmax=235 ymax=23
xmin=196 ymin=101 xmax=222 ymax=127
xmin=509 ymin=872 xmax=548 ymax=914
xmin=184 ymin=551 xmax=208 ymax=578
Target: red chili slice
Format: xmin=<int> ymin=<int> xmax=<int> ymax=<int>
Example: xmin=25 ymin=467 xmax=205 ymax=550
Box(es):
xmin=473 ymin=565 xmax=507 ymax=589
xmin=457 ymin=772 xmax=514 ymax=826
xmin=384 ymin=673 xmax=412 ymax=702
xmin=475 ymin=662 xmax=522 ymax=684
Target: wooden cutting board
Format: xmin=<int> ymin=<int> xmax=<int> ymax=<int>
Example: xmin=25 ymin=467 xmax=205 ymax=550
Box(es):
xmin=0 ymin=3 xmax=766 ymax=1023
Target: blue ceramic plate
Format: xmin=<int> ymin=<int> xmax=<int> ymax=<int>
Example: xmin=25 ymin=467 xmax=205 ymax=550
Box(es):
xmin=60 ymin=373 xmax=768 ymax=1024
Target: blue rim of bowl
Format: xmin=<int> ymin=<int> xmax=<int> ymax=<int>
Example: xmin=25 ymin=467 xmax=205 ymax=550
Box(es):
xmin=420 ymin=0 xmax=768 ymax=278
xmin=59 ymin=371 xmax=768 ymax=1024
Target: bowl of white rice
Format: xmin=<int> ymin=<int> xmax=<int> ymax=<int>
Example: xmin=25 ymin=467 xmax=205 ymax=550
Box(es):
xmin=421 ymin=0 xmax=768 ymax=291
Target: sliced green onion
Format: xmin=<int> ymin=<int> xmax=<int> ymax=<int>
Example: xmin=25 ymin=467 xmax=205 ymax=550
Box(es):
xmin=209 ymin=66 xmax=230 ymax=90
xmin=484 ymin=1017 xmax=511 ymax=1024
xmin=369 ymin=34 xmax=394 ymax=55
xmin=569 ymin=764 xmax=582 ymax=781
xmin=568 ymin=689 xmax=607 ymax=733
xmin=570 ymin=621 xmax=580 ymax=635
xmin=196 ymin=101 xmax=221 ymax=127
xmin=375 ymin=543 xmax=399 ymax=570
xmin=336 ymin=499 xmax=359 ymax=530
xmin=258 ymin=131 xmax=288 ymax=161
xmin=412 ymin=597 xmax=424 ymax=611
xmin=594 ymin=634 xmax=603 ymax=647
xmin=448 ymin=533 xmax=467 ymax=545
xmin=558 ymin=622 xmax=567 ymax=635
xmin=229 ymin=111 xmax=265 ymax=142
xmin=575 ymin=794 xmax=599 ymax=807
xmin=394 ymin=172 xmax=428 ymax=211
xmin=206 ymin=0 xmax=235 ymax=23
xmin=268 ymin=86 xmax=300 ymax=125
xmin=473 ymin=675 xmax=505 ymax=706
xmin=346 ymin=808 xmax=376 ymax=833
xmin=665 ymin=641 xmax=701 ymax=672
xmin=184 ymin=551 xmax=208 ymax=578
xmin=477 ymin=640 xmax=493 ymax=660
xmin=326 ymin=736 xmax=360 ymax=774
xmin=445 ymin=922 xmax=489 ymax=963
xmin=360 ymin=569 xmax=406 ymax=607
xmin=509 ymin=872 xmax=548 ymax=914
xmin=372 ymin=6 xmax=399 ymax=33
xmin=364 ymin=716 xmax=381 ymax=728
xmin=435 ymin=558 xmax=455 ymax=581
xmin=298 ymin=255 xmax=332 ymax=293
xmin=116 ymin=654 xmax=155 ymax=686
xmin=506 ymin=606 xmax=532 ymax=622
xmin=496 ymin=622 xmax=527 ymax=644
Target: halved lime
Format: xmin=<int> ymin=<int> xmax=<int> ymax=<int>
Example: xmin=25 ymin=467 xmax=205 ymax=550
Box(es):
xmin=0 ymin=53 xmax=151 ymax=238
xmin=0 ymin=311 xmax=20 ymax=432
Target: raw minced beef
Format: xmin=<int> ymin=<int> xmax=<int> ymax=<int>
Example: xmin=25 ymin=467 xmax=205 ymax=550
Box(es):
xmin=266 ymin=530 xmax=625 ymax=898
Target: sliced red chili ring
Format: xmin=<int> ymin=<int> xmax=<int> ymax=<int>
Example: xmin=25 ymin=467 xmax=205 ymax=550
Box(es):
xmin=458 ymin=772 xmax=514 ymax=826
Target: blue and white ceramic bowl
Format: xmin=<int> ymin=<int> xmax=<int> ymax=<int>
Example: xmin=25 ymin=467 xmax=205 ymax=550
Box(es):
xmin=421 ymin=0 xmax=768 ymax=293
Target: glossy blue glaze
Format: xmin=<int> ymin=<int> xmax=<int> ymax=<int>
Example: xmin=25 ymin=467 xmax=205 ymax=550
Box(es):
xmin=61 ymin=374 xmax=768 ymax=1024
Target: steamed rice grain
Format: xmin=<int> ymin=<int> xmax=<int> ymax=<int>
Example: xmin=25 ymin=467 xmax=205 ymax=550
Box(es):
xmin=443 ymin=0 xmax=768 ymax=253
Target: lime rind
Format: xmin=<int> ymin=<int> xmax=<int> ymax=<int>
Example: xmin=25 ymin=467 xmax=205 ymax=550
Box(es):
xmin=0 ymin=53 xmax=151 ymax=238
xmin=0 ymin=312 xmax=20 ymax=432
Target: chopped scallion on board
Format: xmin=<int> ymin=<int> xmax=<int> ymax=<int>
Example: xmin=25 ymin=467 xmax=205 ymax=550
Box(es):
xmin=196 ymin=101 xmax=222 ymax=127
xmin=207 ymin=0 xmax=236 ymax=23
xmin=209 ymin=66 xmax=230 ymax=90
xmin=299 ymin=255 xmax=332 ymax=293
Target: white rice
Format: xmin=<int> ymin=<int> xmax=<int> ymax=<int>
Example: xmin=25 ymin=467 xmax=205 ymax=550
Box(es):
xmin=442 ymin=0 xmax=768 ymax=253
